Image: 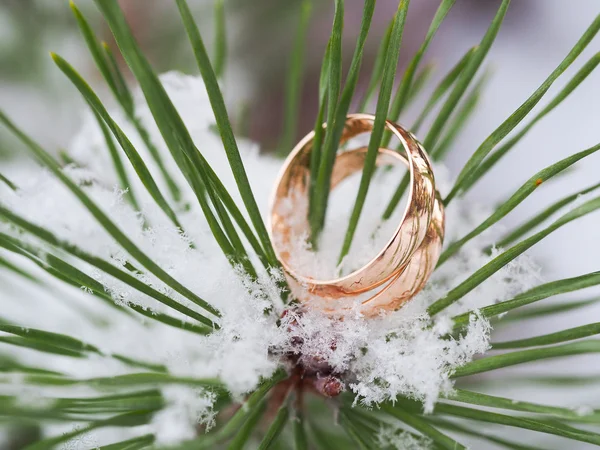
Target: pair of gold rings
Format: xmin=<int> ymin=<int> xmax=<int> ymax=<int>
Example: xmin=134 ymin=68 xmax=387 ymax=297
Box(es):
xmin=269 ymin=114 xmax=444 ymax=316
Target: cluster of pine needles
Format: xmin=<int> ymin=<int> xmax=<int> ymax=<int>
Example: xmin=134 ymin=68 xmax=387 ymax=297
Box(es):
xmin=1 ymin=0 xmax=600 ymax=448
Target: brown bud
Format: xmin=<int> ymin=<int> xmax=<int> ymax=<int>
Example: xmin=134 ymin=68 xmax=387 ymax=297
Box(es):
xmin=313 ymin=375 xmax=343 ymax=397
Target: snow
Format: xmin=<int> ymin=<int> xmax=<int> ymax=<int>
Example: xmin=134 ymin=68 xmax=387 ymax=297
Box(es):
xmin=150 ymin=386 xmax=217 ymax=444
xmin=0 ymin=73 xmax=541 ymax=443
xmin=377 ymin=425 xmax=434 ymax=450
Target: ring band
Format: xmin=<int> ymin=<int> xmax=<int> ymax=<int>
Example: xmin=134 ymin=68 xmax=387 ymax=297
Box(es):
xmin=269 ymin=113 xmax=444 ymax=315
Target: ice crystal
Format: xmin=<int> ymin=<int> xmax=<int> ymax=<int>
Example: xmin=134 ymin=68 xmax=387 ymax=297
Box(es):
xmin=150 ymin=386 xmax=217 ymax=444
xmin=377 ymin=424 xmax=433 ymax=450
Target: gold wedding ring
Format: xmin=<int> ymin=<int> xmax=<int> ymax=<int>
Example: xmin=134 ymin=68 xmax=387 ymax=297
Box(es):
xmin=269 ymin=113 xmax=444 ymax=316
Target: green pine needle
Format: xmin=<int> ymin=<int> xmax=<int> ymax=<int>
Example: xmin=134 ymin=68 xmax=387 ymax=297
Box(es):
xmin=213 ymin=0 xmax=227 ymax=79
xmin=257 ymin=403 xmax=290 ymax=450
xmin=292 ymin=406 xmax=308 ymax=450
xmin=494 ymin=181 xmax=600 ymax=249
xmin=438 ymin=142 xmax=600 ymax=265
xmin=358 ymin=18 xmax=393 ymax=113
xmin=175 ymin=0 xmax=278 ymax=265
xmin=308 ymin=0 xmax=345 ymax=242
xmin=0 ymin=112 xmax=221 ymax=322
xmin=431 ymin=69 xmax=489 ymax=160
xmin=71 ymin=1 xmax=183 ymax=202
xmin=491 ymin=323 xmax=600 ymax=350
xmin=383 ymin=0 xmax=457 ymax=146
xmin=412 ymin=46 xmax=477 ymax=134
xmin=93 ymin=110 xmax=140 ymax=210
xmin=338 ymin=410 xmax=375 ymax=450
xmin=453 ymin=271 xmax=600 ymax=329
xmin=102 ymin=42 xmax=134 ymax=112
xmin=0 ymin=205 xmax=219 ymax=328
xmin=453 ymin=341 xmax=600 ymax=379
xmin=460 ymin=51 xmax=600 ymax=193
xmin=392 ymin=398 xmax=600 ymax=445
xmin=381 ymin=68 xmax=490 ymax=221
xmin=381 ymin=403 xmax=467 ymax=450
xmin=0 ymin=172 xmax=17 ymax=191
xmin=424 ymin=0 xmax=510 ymax=152
xmin=308 ymin=42 xmax=331 ymax=217
xmin=502 ymin=297 xmax=600 ymax=323
xmin=448 ymin=388 xmax=600 ymax=422
xmin=226 ymin=398 xmax=268 ymax=450
xmin=337 ymin=0 xmax=410 ymax=261
xmin=446 ymin=13 xmax=600 ymax=203
xmin=404 ymin=62 xmax=436 ymax=108
xmin=429 ymin=196 xmax=600 ymax=315
xmin=278 ymin=0 xmax=312 ymax=157
xmin=430 ymin=418 xmax=546 ymax=450
xmin=52 ymin=53 xmax=182 ymax=230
